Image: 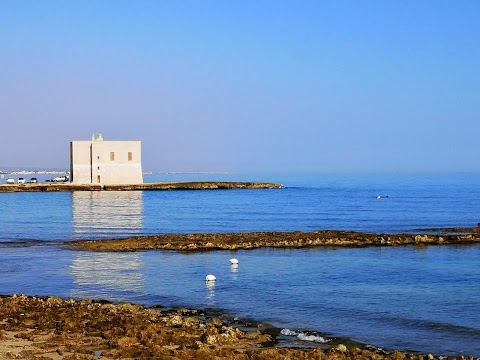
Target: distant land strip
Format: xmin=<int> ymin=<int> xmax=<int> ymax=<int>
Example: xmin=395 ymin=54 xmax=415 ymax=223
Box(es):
xmin=0 ymin=181 xmax=283 ymax=193
xmin=70 ymin=229 xmax=480 ymax=252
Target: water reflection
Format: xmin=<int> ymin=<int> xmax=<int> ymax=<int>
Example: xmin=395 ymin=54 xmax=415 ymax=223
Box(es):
xmin=229 ymin=256 xmax=239 ymax=281
xmin=230 ymin=264 xmax=239 ymax=273
xmin=72 ymin=191 xmax=144 ymax=239
xmin=206 ymin=280 xmax=216 ymax=306
xmin=70 ymin=252 xmax=144 ymax=301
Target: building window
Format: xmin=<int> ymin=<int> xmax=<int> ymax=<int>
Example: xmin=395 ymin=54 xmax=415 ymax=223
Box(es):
xmin=97 ymin=175 xmax=101 ymax=183
xmin=97 ymin=166 xmax=100 ymax=170
xmin=128 ymin=152 xmax=133 ymax=161
xmin=97 ymin=156 xmax=100 ymax=160
xmin=110 ymin=152 xmax=115 ymax=161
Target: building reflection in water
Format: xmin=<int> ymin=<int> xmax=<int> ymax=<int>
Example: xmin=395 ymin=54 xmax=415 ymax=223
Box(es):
xmin=70 ymin=252 xmax=144 ymax=301
xmin=71 ymin=191 xmax=144 ymax=301
xmin=72 ymin=191 xmax=144 ymax=239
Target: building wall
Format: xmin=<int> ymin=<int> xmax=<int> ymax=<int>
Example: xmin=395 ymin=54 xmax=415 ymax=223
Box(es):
xmin=71 ymin=140 xmax=143 ymax=184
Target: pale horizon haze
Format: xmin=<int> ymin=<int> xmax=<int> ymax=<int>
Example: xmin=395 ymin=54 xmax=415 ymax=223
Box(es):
xmin=1 ymin=1 xmax=479 ymax=173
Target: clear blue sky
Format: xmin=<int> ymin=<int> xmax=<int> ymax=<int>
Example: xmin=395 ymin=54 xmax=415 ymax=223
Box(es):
xmin=1 ymin=1 xmax=479 ymax=173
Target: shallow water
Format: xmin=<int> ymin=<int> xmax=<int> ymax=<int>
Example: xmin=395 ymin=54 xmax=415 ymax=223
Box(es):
xmin=0 ymin=173 xmax=479 ymax=356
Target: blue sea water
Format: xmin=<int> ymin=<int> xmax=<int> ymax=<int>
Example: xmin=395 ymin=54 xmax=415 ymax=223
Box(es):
xmin=0 ymin=173 xmax=479 ymax=357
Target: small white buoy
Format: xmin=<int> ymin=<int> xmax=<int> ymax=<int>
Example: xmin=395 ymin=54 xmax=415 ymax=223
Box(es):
xmin=230 ymin=258 xmax=239 ymax=265
xmin=205 ymin=274 xmax=216 ymax=282
xmin=377 ymin=195 xmax=382 ymax=199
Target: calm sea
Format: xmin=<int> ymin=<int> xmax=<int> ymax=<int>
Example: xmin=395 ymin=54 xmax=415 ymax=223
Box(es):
xmin=0 ymin=173 xmax=479 ymax=357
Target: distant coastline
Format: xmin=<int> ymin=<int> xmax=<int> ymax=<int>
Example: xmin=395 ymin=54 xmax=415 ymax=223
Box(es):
xmin=0 ymin=169 xmax=69 ymax=175
xmin=0 ymin=168 xmax=234 ymax=175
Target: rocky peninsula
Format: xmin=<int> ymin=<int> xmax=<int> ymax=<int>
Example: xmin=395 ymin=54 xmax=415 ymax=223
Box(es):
xmin=70 ymin=228 xmax=480 ymax=252
xmin=0 ymin=182 xmax=283 ymax=193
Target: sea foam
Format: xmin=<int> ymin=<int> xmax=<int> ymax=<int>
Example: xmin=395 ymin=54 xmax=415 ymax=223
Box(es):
xmin=280 ymin=328 xmax=330 ymax=343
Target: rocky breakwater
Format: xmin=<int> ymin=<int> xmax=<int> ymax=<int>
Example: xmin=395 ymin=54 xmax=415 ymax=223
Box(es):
xmin=0 ymin=181 xmax=283 ymax=193
xmin=71 ymin=229 xmax=480 ymax=252
xmin=0 ymin=295 xmax=463 ymax=359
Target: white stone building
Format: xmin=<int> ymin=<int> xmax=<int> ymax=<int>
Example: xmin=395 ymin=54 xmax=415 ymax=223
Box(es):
xmin=70 ymin=134 xmax=143 ymax=185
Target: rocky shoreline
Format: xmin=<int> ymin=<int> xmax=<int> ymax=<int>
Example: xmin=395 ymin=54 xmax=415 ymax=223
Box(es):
xmin=70 ymin=228 xmax=480 ymax=252
xmin=0 ymin=295 xmax=470 ymax=360
xmin=3 ymin=230 xmax=479 ymax=358
xmin=0 ymin=182 xmax=283 ymax=193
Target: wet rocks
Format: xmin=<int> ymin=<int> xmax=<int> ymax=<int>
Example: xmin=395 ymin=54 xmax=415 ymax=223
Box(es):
xmin=0 ymin=295 xmax=464 ymax=359
xmin=70 ymin=229 xmax=480 ymax=252
xmin=0 ymin=295 xmax=270 ymax=359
